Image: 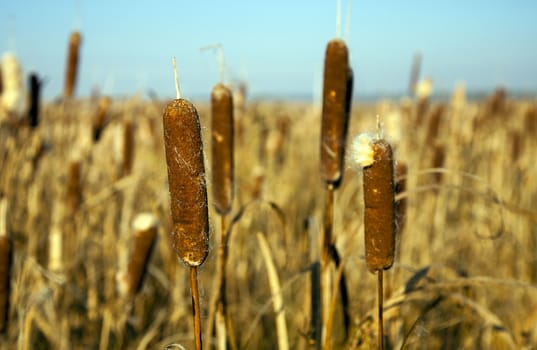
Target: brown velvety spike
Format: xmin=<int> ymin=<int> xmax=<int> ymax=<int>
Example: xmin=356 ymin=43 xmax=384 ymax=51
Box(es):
xmin=320 ymin=39 xmax=350 ymax=186
xmin=64 ymin=31 xmax=81 ymax=98
xmin=363 ymin=140 xmax=395 ymax=272
xmin=211 ymin=83 xmax=234 ymax=215
xmin=163 ymin=99 xmax=209 ymax=267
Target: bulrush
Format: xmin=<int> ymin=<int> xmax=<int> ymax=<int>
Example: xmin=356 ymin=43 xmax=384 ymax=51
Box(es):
xmin=122 ymin=120 xmax=134 ymax=177
xmin=351 ymin=133 xmax=396 ymax=350
xmin=320 ymin=39 xmax=351 ymax=186
xmin=319 ymin=35 xmax=353 ymax=349
xmin=28 ymin=73 xmax=42 ymax=128
xmin=124 ymin=213 xmax=158 ymax=297
xmin=92 ymin=96 xmax=111 ymax=142
xmin=162 ymin=62 xmax=209 ymax=349
xmin=64 ymin=31 xmax=81 ymax=98
xmin=354 ymin=136 xmax=396 ymax=272
xmin=66 ymin=160 xmax=82 ymax=216
xmin=163 ymin=98 xmax=209 ymax=267
xmin=211 ymin=83 xmax=234 ymax=215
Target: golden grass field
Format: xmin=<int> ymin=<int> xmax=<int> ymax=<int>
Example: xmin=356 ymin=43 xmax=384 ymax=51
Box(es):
xmin=1 ymin=91 xmax=537 ymax=349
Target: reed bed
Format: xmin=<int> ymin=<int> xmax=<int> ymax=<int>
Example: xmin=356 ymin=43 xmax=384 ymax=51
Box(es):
xmin=0 ymin=91 xmax=536 ymax=349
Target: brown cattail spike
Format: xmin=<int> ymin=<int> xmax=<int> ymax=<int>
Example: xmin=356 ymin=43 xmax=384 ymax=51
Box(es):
xmin=0 ymin=236 xmax=11 ymax=333
xmin=395 ymin=162 xmax=408 ymax=235
xmin=163 ymin=99 xmax=209 ymax=267
xmin=64 ymin=31 xmax=81 ymax=98
xmin=363 ymin=139 xmax=396 ymax=272
xmin=126 ymin=213 xmax=158 ymax=296
xmin=92 ymin=96 xmax=110 ymax=142
xmin=28 ymin=73 xmax=42 ymax=128
xmin=122 ymin=120 xmax=134 ymax=177
xmin=66 ymin=160 xmax=81 ymax=216
xmin=211 ymin=83 xmax=234 ymax=215
xmin=320 ymin=38 xmax=350 ymax=186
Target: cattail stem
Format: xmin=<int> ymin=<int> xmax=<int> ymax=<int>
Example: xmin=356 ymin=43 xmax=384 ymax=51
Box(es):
xmin=377 ymin=270 xmax=383 ymax=350
xmin=322 ymin=184 xmax=334 ymax=265
xmin=320 ymin=183 xmax=334 ymax=349
xmin=190 ymin=266 xmax=203 ymax=350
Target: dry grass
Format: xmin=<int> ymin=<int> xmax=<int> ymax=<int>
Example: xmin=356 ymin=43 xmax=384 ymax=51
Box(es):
xmin=0 ymin=93 xmax=536 ymax=349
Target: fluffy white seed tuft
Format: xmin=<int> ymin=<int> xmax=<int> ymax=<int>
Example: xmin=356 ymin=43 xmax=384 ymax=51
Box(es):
xmin=350 ymin=133 xmax=375 ymax=168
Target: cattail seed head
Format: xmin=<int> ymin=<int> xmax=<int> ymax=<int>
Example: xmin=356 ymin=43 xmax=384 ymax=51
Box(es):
xmin=395 ymin=162 xmax=408 ymax=235
xmin=124 ymin=213 xmax=158 ymax=296
xmin=163 ymin=99 xmax=209 ymax=267
xmin=353 ymin=135 xmax=395 ymax=272
xmin=28 ymin=73 xmax=42 ymax=128
xmin=122 ymin=120 xmax=134 ymax=177
xmin=66 ymin=160 xmax=82 ymax=216
xmin=211 ymin=83 xmax=234 ymax=215
xmin=432 ymin=143 xmax=445 ymax=185
xmin=320 ymin=38 xmax=351 ymax=186
xmin=64 ymin=31 xmax=81 ymax=98
xmin=92 ymin=96 xmax=111 ymax=142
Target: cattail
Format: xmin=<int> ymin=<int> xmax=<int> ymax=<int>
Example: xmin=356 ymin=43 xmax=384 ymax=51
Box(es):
xmin=92 ymin=96 xmax=111 ymax=142
xmin=351 ymin=134 xmax=395 ymax=350
xmin=122 ymin=120 xmax=134 ymax=177
xmin=124 ymin=213 xmax=158 ymax=296
xmin=395 ymin=162 xmax=408 ymax=235
xmin=28 ymin=72 xmax=42 ymax=128
xmin=320 ymin=38 xmax=351 ymax=187
xmin=351 ymin=134 xmax=395 ymax=272
xmin=64 ymin=31 xmax=81 ymax=98
xmin=432 ymin=143 xmax=445 ymax=184
xmin=163 ymin=98 xmax=209 ymax=267
xmin=211 ymin=83 xmax=234 ymax=215
xmin=66 ymin=160 xmax=82 ymax=216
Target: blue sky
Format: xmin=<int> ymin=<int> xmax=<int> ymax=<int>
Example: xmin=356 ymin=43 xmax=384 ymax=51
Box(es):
xmin=1 ymin=1 xmax=536 ymax=100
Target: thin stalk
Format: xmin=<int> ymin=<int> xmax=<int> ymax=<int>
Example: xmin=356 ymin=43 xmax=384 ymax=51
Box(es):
xmin=377 ymin=270 xmax=384 ymax=350
xmin=190 ymin=267 xmax=203 ymax=350
xmin=321 ymin=183 xmax=334 ymax=349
